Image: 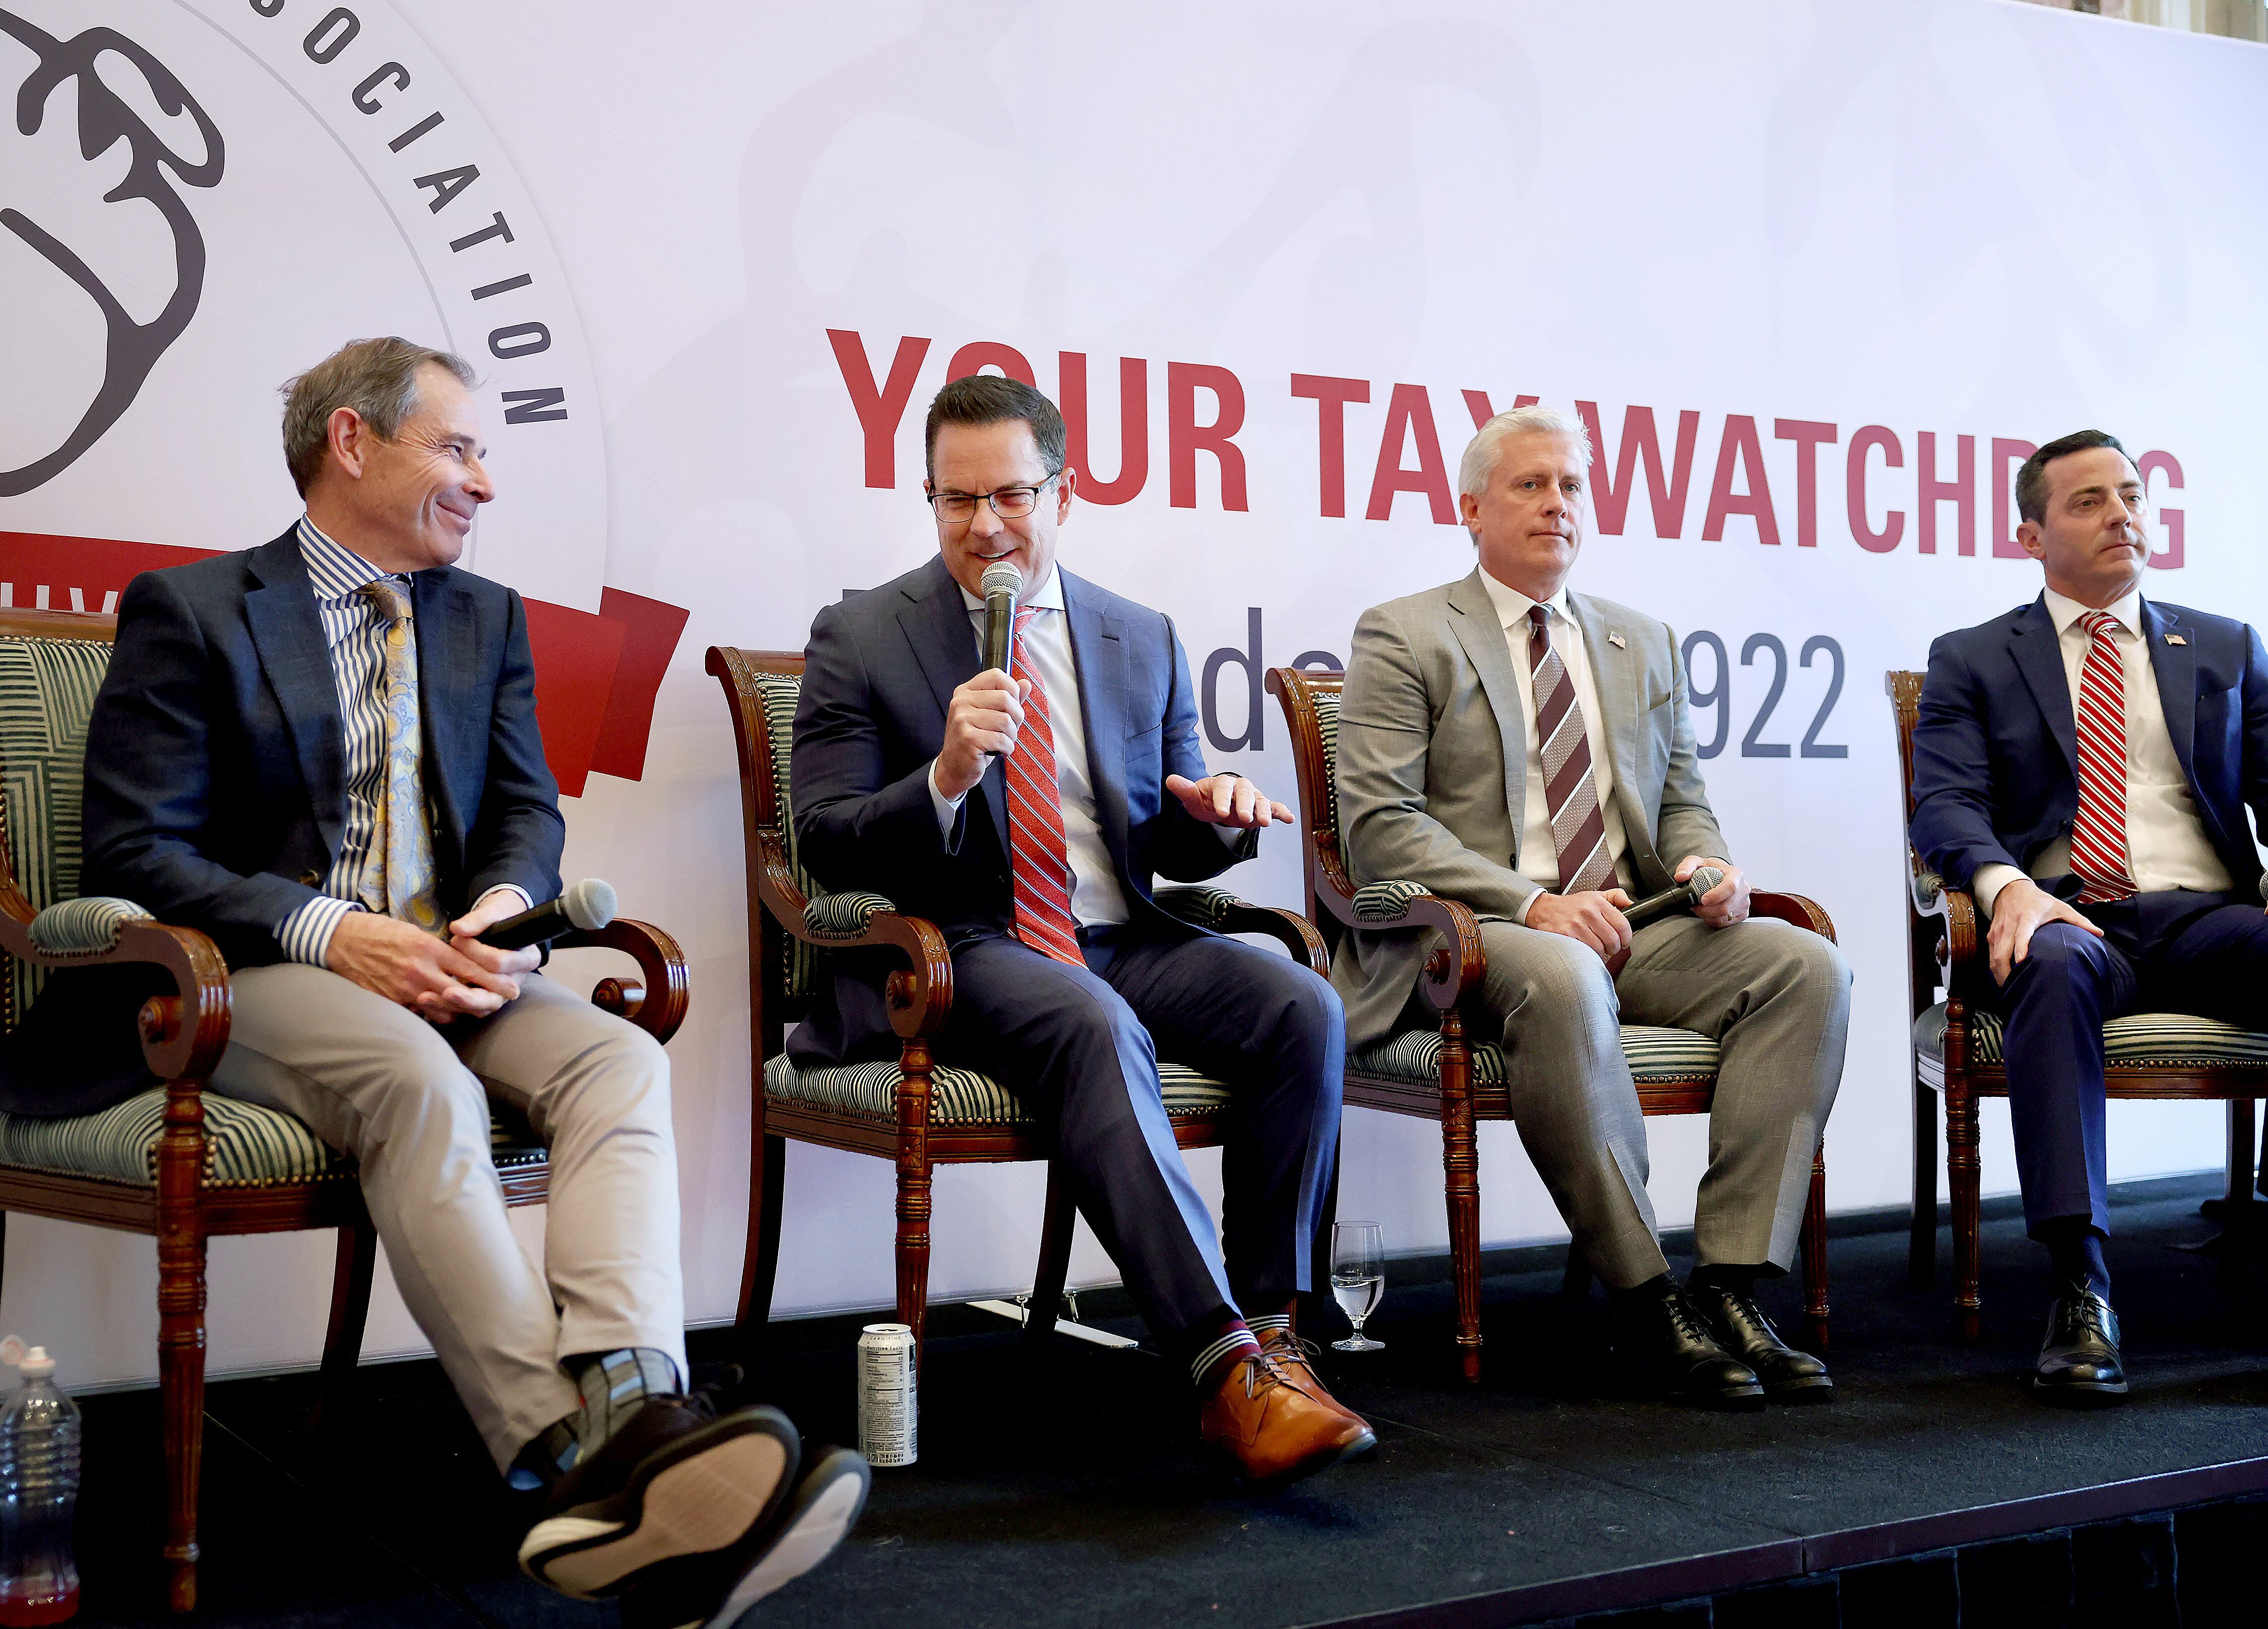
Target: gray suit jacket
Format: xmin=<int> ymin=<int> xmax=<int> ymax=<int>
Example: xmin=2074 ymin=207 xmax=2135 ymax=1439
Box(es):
xmin=1332 ymin=569 xmax=1728 ymax=1046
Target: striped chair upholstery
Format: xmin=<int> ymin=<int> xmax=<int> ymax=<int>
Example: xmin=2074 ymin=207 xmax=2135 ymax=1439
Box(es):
xmin=0 ymin=628 xmax=415 ymax=1189
xmin=764 ymin=1054 xmax=1233 ymax=1125
xmin=1914 ymin=1005 xmax=2268 ymax=1075
xmin=1353 ymin=1024 xmax=1724 ymax=1087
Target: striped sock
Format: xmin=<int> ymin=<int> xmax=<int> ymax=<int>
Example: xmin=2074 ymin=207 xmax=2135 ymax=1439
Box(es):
xmin=1189 ymin=1320 xmax=1264 ymax=1389
xmin=569 ymin=1348 xmax=682 ymax=1458
xmin=1245 ymin=1312 xmax=1293 ymax=1338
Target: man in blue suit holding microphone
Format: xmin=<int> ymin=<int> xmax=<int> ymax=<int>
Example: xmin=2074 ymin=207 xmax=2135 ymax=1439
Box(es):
xmin=1911 ymin=429 xmax=2268 ymax=1406
xmin=793 ymin=374 xmax=1367 ymax=1486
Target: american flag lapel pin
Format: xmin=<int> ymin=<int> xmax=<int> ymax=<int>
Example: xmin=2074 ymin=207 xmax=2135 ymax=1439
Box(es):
xmin=1608 ymin=631 xmax=1626 ymax=649
xmin=2165 ymin=633 xmax=2187 ymax=646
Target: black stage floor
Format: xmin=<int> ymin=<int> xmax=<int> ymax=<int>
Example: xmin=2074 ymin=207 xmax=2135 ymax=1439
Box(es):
xmin=63 ymin=1172 xmax=2268 ymax=1627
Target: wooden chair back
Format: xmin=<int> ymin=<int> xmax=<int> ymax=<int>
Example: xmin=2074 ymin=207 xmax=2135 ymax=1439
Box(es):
xmin=705 ymin=647 xmax=820 ymax=1057
xmin=1265 ymin=666 xmax=1349 ymax=952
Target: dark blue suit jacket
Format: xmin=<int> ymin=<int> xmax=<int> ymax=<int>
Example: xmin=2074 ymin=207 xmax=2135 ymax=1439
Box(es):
xmin=4 ymin=527 xmax=564 ymax=1114
xmin=1910 ymin=593 xmax=2268 ymax=906
xmin=788 ymin=555 xmax=1254 ymax=1065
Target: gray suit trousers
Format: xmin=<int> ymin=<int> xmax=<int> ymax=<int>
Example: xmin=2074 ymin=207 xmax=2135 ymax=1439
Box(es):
xmin=210 ymin=966 xmax=684 ymax=1471
xmin=1480 ymin=914 xmax=1850 ymax=1289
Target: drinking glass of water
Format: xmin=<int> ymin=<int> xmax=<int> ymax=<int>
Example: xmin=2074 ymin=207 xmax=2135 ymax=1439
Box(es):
xmin=1330 ymin=1220 xmax=1386 ymax=1352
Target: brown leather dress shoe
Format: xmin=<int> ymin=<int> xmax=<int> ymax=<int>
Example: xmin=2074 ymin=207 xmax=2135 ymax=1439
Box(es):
xmin=1255 ymin=1328 xmax=1372 ymax=1433
xmin=1199 ymin=1352 xmax=1375 ymax=1486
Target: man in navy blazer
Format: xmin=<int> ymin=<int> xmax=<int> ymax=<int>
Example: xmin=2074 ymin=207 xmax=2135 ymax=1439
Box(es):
xmin=1911 ymin=428 xmax=2268 ymax=1406
xmin=34 ymin=340 xmax=864 ymax=1622
xmin=794 ymin=374 xmax=1368 ymax=1485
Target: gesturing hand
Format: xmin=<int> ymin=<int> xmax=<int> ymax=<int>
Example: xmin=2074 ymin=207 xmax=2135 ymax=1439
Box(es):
xmin=1165 ymin=773 xmax=1292 ymax=828
xmin=1526 ymin=888 xmax=1634 ymax=972
xmin=936 ymin=670 xmax=1031 ymax=801
xmin=326 ymin=909 xmax=525 ymax=1024
xmin=1675 ymin=856 xmax=1749 ymax=927
xmin=1987 ymin=877 xmax=2103 ymax=986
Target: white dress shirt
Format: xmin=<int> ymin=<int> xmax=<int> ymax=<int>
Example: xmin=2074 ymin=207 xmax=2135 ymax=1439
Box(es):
xmin=274 ymin=516 xmax=530 ymax=964
xmin=1475 ymin=567 xmax=1637 ymax=921
xmin=1972 ymin=586 xmax=2232 ymax=915
xmin=926 ymin=568 xmax=1237 ymax=929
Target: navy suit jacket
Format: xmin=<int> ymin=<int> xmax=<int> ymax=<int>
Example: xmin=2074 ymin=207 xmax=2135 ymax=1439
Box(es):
xmin=3 ymin=528 xmax=564 ymax=1115
xmin=1910 ymin=593 xmax=2268 ymax=906
xmin=788 ymin=555 xmax=1255 ymax=1065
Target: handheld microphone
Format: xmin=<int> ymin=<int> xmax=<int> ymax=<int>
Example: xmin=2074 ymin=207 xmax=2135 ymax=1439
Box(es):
xmin=477 ymin=878 xmax=617 ymax=950
xmin=980 ymin=559 xmax=1022 ymax=678
xmin=1619 ymin=866 xmax=1726 ymax=930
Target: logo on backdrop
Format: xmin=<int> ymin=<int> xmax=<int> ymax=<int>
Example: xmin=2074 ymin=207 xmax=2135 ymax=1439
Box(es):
xmin=0 ymin=0 xmax=682 ymax=794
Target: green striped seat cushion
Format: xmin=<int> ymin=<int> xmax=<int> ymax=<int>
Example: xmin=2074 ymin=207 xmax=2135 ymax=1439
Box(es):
xmin=0 ymin=635 xmax=114 ymax=1031
xmin=1914 ymin=1004 xmax=2268 ymax=1069
xmin=1312 ymin=687 xmax=1341 ymax=836
xmin=0 ymin=1090 xmax=352 ymax=1187
xmin=1351 ymin=1023 xmax=1722 ymax=1086
xmin=763 ymin=1052 xmax=1233 ymax=1125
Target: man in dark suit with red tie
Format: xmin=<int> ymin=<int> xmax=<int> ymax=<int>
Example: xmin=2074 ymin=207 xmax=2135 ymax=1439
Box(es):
xmin=793 ymin=374 xmax=1369 ymax=1486
xmin=1911 ymin=429 xmax=2268 ymax=1405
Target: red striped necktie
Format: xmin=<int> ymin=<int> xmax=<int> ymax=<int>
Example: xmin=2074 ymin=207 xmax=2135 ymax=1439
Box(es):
xmin=1527 ymin=605 xmax=1617 ymax=895
xmin=1003 ymin=607 xmax=1087 ymax=966
xmin=2069 ymin=609 xmax=2136 ymax=904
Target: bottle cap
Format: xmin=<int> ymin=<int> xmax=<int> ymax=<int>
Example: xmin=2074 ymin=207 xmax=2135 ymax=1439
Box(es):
xmin=16 ymin=1348 xmax=50 ymax=1379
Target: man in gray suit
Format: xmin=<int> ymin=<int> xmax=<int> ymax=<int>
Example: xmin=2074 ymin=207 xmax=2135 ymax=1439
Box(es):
xmin=1335 ymin=406 xmax=1852 ymax=1408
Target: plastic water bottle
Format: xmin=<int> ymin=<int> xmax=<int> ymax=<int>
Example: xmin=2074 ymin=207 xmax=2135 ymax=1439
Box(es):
xmin=0 ymin=1337 xmax=79 ymax=1626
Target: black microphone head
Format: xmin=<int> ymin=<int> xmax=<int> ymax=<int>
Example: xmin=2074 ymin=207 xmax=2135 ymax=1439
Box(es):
xmin=560 ymin=878 xmax=617 ymax=932
xmin=979 ymin=559 xmax=1022 ymax=602
xmin=1686 ymin=866 xmax=1725 ymax=899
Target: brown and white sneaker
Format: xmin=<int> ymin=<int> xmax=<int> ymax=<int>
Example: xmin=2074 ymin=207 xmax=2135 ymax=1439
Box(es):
xmin=1198 ymin=1351 xmax=1375 ymax=1486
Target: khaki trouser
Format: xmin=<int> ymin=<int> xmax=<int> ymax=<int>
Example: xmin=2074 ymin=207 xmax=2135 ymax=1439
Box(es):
xmin=211 ymin=966 xmax=684 ymax=1470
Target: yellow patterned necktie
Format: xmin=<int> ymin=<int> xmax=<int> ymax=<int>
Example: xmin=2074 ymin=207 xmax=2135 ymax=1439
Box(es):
xmin=355 ymin=579 xmax=447 ymax=935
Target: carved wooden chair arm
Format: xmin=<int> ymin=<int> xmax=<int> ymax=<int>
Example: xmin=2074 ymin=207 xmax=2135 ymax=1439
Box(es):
xmin=554 ymin=918 xmax=691 ymax=1044
xmin=1749 ymin=890 xmax=1838 ymax=944
xmin=1308 ymin=861 xmax=1486 ymax=1015
xmin=1905 ymin=850 xmax=1984 ymax=1000
xmin=1154 ymin=886 xmax=1329 ymax=976
xmin=0 ymin=892 xmax=231 ymax=1083
xmin=749 ymin=832 xmax=953 ymax=1041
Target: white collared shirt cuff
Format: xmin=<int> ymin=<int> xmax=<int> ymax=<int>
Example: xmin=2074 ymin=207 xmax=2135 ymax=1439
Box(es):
xmin=277 ymin=894 xmax=358 ymax=967
xmin=1972 ymin=864 xmax=2026 ymax=917
xmin=475 ymin=884 xmax=534 ymax=920
xmin=927 ymin=759 xmax=967 ymax=838
xmin=1511 ymin=890 xmax=1540 ymax=926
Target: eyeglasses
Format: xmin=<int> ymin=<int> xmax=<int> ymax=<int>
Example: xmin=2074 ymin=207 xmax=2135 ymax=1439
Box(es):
xmin=927 ymin=472 xmax=1060 ymax=525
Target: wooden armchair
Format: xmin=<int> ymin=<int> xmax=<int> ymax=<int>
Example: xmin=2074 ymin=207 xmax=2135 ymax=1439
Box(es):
xmin=1888 ymin=670 xmax=2268 ymax=1338
xmin=706 ymin=646 xmax=1328 ymax=1374
xmin=0 ymin=607 xmax=689 ymax=1612
xmin=1267 ymin=666 xmax=1834 ymax=1382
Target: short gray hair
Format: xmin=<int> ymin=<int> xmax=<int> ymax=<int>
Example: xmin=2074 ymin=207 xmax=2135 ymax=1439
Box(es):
xmin=280 ymin=337 xmax=476 ymax=497
xmin=1457 ymin=405 xmax=1594 ymax=500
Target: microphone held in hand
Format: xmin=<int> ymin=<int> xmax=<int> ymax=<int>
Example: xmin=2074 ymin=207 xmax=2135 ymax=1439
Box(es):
xmin=476 ymin=878 xmax=617 ymax=950
xmin=980 ymin=559 xmax=1022 ymax=678
xmin=1619 ymin=866 xmax=1726 ymax=930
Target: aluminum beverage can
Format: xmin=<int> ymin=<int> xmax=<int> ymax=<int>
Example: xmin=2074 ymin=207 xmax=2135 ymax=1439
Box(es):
xmin=856 ymin=1323 xmax=917 ymax=1468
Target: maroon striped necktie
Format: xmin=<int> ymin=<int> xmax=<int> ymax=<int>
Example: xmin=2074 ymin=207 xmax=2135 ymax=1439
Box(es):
xmin=1527 ymin=605 xmax=1616 ymax=895
xmin=2069 ymin=609 xmax=2137 ymax=904
xmin=1003 ymin=608 xmax=1087 ymax=965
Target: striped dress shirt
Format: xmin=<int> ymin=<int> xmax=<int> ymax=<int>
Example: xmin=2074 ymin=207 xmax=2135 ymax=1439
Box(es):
xmin=273 ymin=517 xmax=529 ymax=966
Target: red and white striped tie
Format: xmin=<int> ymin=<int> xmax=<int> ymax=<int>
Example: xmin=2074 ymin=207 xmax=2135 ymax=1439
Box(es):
xmin=2069 ymin=609 xmax=2137 ymax=905
xmin=1003 ymin=608 xmax=1086 ymax=966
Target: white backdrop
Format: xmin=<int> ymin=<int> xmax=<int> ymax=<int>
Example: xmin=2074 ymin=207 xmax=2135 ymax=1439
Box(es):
xmin=1 ymin=0 xmax=2263 ymax=1390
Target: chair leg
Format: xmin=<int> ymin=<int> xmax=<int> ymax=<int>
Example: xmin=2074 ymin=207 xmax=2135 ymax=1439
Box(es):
xmin=157 ymin=1206 xmax=208 ymax=1613
xmin=735 ymin=1135 xmax=787 ymax=1365
xmin=1946 ymin=1082 xmax=1984 ymax=1342
xmin=1909 ymin=1076 xmax=1939 ymax=1288
xmin=1437 ymin=1014 xmax=1483 ymax=1384
xmin=1559 ymin=1247 xmax=1591 ymax=1301
xmin=309 ymin=1219 xmax=376 ymax=1435
xmin=896 ymin=1154 xmax=934 ymax=1373
xmin=1801 ymin=1142 xmax=1831 ymax=1353
xmin=1024 ymin=1163 xmax=1076 ymax=1348
xmin=2227 ymin=1099 xmax=2257 ymax=1219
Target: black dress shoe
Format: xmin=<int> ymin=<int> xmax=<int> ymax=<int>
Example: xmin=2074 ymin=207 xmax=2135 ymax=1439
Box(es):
xmin=1688 ymin=1282 xmax=1834 ymax=1404
xmin=519 ymin=1397 xmax=802 ymax=1600
xmin=2034 ymin=1282 xmax=2127 ymax=1407
xmin=1614 ymin=1282 xmax=1765 ymax=1410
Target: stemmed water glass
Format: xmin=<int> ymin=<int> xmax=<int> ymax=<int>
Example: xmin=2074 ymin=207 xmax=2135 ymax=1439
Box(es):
xmin=1330 ymin=1220 xmax=1386 ymax=1352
